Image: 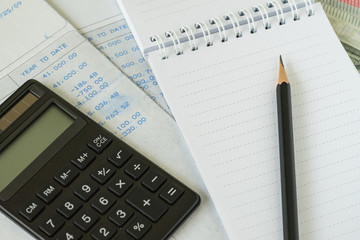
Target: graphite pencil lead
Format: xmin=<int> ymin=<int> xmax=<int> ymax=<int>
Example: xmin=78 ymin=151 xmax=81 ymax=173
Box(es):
xmin=278 ymin=55 xmax=289 ymax=85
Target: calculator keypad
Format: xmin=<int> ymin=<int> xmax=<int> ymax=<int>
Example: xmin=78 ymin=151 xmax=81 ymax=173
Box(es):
xmin=91 ymin=165 xmax=116 ymax=184
xmin=17 ymin=132 xmax=198 ymax=240
xmin=91 ymin=221 xmax=117 ymax=240
xmin=126 ymin=216 xmax=152 ymax=240
xmin=160 ymin=183 xmax=184 ymax=205
xmin=73 ymin=210 xmax=99 ymax=232
xmin=37 ymin=184 xmax=62 ymax=204
xmin=56 ymin=227 xmax=82 ymax=240
xmin=108 ymin=204 xmax=134 ymax=227
xmin=108 ymin=147 xmax=132 ymax=167
xmin=126 ymin=188 xmax=168 ymax=222
xmin=91 ymin=192 xmax=116 ymax=214
xmin=124 ymin=159 xmax=149 ymax=180
xmin=142 ymin=170 xmax=166 ymax=192
xmin=71 ymin=149 xmax=96 ymax=170
xmin=39 ymin=214 xmax=65 ymax=237
xmin=88 ymin=134 xmax=112 ymax=154
xmin=54 ymin=165 xmax=79 ymax=187
xmin=57 ymin=198 xmax=82 ymax=219
xmin=19 ymin=199 xmax=45 ymax=222
xmin=74 ymin=181 xmax=99 ymax=202
xmin=108 ymin=174 xmax=133 ymax=197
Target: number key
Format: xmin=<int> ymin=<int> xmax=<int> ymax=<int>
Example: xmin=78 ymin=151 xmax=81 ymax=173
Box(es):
xmin=39 ymin=214 xmax=65 ymax=237
xmin=57 ymin=198 xmax=82 ymax=219
xmin=74 ymin=181 xmax=99 ymax=202
xmin=56 ymin=226 xmax=82 ymax=240
xmin=91 ymin=221 xmax=117 ymax=240
xmin=91 ymin=192 xmax=116 ymax=214
xmin=108 ymin=204 xmax=133 ymax=227
xmin=73 ymin=210 xmax=99 ymax=232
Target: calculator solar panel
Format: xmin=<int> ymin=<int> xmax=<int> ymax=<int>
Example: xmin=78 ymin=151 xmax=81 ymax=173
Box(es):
xmin=0 ymin=80 xmax=200 ymax=240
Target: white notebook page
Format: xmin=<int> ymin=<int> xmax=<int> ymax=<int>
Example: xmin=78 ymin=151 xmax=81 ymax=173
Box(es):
xmin=148 ymin=4 xmax=360 ymax=239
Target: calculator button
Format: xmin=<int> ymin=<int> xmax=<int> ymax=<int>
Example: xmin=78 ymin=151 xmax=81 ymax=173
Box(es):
xmin=126 ymin=216 xmax=151 ymax=240
xmin=108 ymin=147 xmax=132 ymax=167
xmin=160 ymin=183 xmax=184 ymax=205
xmin=71 ymin=149 xmax=96 ymax=170
xmin=74 ymin=210 xmax=99 ymax=232
xmin=54 ymin=165 xmax=79 ymax=187
xmin=108 ymin=204 xmax=134 ymax=227
xmin=88 ymin=134 xmax=112 ymax=154
xmin=91 ymin=221 xmax=117 ymax=240
xmin=142 ymin=170 xmax=166 ymax=192
xmin=37 ymin=183 xmax=62 ymax=204
xmin=91 ymin=192 xmax=116 ymax=214
xmin=39 ymin=214 xmax=65 ymax=237
xmin=57 ymin=198 xmax=82 ymax=219
xmin=19 ymin=199 xmax=45 ymax=222
xmin=126 ymin=188 xmax=168 ymax=222
xmin=124 ymin=159 xmax=149 ymax=180
xmin=91 ymin=165 xmax=116 ymax=184
xmin=56 ymin=226 xmax=82 ymax=240
xmin=74 ymin=181 xmax=99 ymax=202
xmin=108 ymin=174 xmax=133 ymax=197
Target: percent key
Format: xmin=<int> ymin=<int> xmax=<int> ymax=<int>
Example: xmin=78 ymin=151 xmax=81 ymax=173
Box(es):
xmin=126 ymin=217 xmax=152 ymax=239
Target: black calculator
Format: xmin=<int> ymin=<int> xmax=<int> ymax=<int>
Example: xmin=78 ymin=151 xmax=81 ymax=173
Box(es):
xmin=0 ymin=80 xmax=200 ymax=240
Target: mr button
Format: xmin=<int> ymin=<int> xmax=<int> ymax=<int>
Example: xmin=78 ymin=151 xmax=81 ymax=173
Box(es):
xmin=19 ymin=199 xmax=45 ymax=221
xmin=37 ymin=183 xmax=62 ymax=203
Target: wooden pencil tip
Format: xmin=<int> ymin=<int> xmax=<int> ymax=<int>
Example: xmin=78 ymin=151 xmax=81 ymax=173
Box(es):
xmin=278 ymin=55 xmax=289 ymax=84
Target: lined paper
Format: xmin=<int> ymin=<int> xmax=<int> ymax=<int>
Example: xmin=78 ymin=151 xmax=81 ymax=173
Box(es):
xmin=148 ymin=4 xmax=360 ymax=239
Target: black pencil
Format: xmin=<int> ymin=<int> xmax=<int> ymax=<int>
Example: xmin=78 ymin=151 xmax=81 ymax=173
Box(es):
xmin=276 ymin=55 xmax=299 ymax=240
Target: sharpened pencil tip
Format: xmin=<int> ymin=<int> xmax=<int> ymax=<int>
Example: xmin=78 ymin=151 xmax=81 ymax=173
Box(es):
xmin=280 ymin=55 xmax=284 ymax=67
xmin=278 ymin=55 xmax=289 ymax=84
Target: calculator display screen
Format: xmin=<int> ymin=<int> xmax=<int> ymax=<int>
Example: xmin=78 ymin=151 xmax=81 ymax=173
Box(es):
xmin=0 ymin=105 xmax=73 ymax=192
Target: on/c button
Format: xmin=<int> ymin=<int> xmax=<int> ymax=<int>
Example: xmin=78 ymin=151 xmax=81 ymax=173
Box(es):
xmin=19 ymin=199 xmax=45 ymax=222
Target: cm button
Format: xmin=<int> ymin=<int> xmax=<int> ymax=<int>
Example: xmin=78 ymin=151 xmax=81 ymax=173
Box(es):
xmin=19 ymin=199 xmax=45 ymax=221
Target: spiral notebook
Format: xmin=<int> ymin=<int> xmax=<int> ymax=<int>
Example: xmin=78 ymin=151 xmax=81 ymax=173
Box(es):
xmin=118 ymin=0 xmax=360 ymax=239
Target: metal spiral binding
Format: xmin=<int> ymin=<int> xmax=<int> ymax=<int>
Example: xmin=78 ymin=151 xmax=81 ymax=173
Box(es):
xmin=194 ymin=21 xmax=213 ymax=46
xmin=150 ymin=35 xmax=168 ymax=59
xmin=267 ymin=1 xmax=286 ymax=25
xmin=165 ymin=31 xmax=183 ymax=55
xmin=239 ymin=9 xmax=257 ymax=33
xmin=180 ymin=26 xmax=198 ymax=51
xmin=253 ymin=5 xmax=271 ymax=29
xmin=151 ymin=0 xmax=314 ymax=60
xmin=285 ymin=0 xmax=301 ymax=20
xmin=304 ymin=0 xmax=314 ymax=16
xmin=209 ymin=17 xmax=228 ymax=42
xmin=224 ymin=13 xmax=242 ymax=38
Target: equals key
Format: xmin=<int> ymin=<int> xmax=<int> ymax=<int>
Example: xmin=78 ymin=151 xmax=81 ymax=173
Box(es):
xmin=160 ymin=183 xmax=184 ymax=205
